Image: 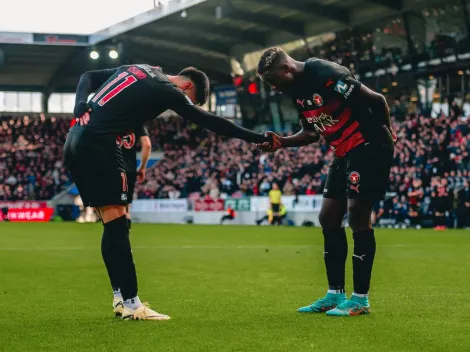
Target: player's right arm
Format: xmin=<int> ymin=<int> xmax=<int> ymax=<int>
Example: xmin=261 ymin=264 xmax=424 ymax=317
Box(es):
xmin=258 ymin=119 xmax=319 ymax=152
xmin=167 ymin=87 xmax=269 ymax=144
xmin=278 ymin=119 xmax=320 ymax=148
xmin=73 ymin=68 xmax=119 ymax=123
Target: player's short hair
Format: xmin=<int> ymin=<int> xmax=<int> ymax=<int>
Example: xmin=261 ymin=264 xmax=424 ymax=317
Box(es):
xmin=179 ymin=67 xmax=209 ymax=106
xmin=257 ymin=47 xmax=288 ymax=77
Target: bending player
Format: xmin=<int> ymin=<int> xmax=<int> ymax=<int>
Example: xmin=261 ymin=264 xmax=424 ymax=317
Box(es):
xmin=64 ymin=65 xmax=271 ymax=321
xmin=257 ymin=48 xmax=396 ymax=316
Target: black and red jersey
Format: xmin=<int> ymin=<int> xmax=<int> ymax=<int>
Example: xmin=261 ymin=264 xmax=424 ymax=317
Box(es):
xmin=292 ymin=58 xmax=388 ymax=157
xmin=117 ymin=124 xmax=149 ymax=172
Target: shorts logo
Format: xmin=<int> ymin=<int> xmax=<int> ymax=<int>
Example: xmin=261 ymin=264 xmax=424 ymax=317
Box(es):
xmin=296 ymin=99 xmax=305 ymax=108
xmin=349 ymin=171 xmax=360 ymax=184
xmin=350 ymin=184 xmax=360 ymax=193
xmin=334 ymin=80 xmax=348 ymax=95
xmin=313 ymin=94 xmax=323 ymax=106
xmin=121 ymin=193 xmax=127 ymax=201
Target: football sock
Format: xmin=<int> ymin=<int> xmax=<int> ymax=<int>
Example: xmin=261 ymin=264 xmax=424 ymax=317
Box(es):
xmin=101 ymin=227 xmax=120 ymax=292
xmin=352 ymin=229 xmax=376 ymax=295
xmin=352 ymin=292 xmax=368 ymax=298
xmin=328 ymin=289 xmax=345 ymax=295
xmin=128 ymin=218 xmax=132 ymax=231
xmin=124 ymin=296 xmax=142 ymax=310
xmin=322 ymin=228 xmax=348 ymax=292
xmin=104 ymin=215 xmax=138 ymax=300
xmin=113 ymin=288 xmax=123 ymax=300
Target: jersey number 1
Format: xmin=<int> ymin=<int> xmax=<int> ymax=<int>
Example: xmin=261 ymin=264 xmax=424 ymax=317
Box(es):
xmin=92 ymin=72 xmax=138 ymax=106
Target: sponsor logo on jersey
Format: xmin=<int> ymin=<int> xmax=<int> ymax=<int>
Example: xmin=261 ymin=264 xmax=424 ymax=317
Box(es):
xmin=296 ymin=99 xmax=305 ymax=107
xmin=313 ymin=94 xmax=323 ymax=107
xmin=334 ymin=80 xmax=349 ymax=95
xmin=344 ymin=84 xmax=355 ymax=99
xmin=305 ymin=113 xmax=339 ymax=133
xmin=349 ymin=171 xmax=360 ymax=184
xmin=121 ymin=193 xmax=128 ymax=201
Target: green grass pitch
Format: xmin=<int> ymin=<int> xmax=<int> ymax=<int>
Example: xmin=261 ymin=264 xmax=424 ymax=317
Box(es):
xmin=1 ymin=223 xmax=470 ymax=352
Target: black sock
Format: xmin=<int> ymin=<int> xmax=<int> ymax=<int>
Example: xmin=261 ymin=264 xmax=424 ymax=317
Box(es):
xmin=322 ymin=228 xmax=348 ymax=293
xmin=352 ymin=229 xmax=376 ymax=295
xmin=128 ymin=218 xmax=132 ymax=231
xmin=101 ymin=228 xmax=120 ymax=291
xmin=104 ymin=215 xmax=138 ymax=300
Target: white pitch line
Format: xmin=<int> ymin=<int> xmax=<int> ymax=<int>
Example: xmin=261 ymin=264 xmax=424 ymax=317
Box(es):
xmin=0 ymin=244 xmax=467 ymax=251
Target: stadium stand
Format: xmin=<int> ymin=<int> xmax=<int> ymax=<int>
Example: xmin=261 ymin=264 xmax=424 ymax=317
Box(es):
xmin=2 ymin=105 xmax=469 ymax=228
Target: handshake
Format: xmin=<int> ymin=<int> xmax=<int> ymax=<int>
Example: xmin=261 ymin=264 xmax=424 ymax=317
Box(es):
xmin=258 ymin=131 xmax=283 ymax=152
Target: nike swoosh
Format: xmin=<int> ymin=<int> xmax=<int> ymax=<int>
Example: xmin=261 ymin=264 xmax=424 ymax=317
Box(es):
xmin=349 ymin=308 xmax=367 ymax=316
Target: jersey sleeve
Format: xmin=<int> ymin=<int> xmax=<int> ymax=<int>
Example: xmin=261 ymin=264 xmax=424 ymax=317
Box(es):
xmin=135 ymin=124 xmax=149 ymax=138
xmin=74 ymin=68 xmax=119 ymax=116
xmin=165 ymin=85 xmax=266 ymax=144
xmin=316 ymin=60 xmax=361 ymax=102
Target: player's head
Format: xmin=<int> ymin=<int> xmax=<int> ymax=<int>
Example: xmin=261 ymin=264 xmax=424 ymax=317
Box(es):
xmin=257 ymin=47 xmax=295 ymax=94
xmin=178 ymin=67 xmax=210 ymax=106
xmin=272 ymin=182 xmax=279 ymax=190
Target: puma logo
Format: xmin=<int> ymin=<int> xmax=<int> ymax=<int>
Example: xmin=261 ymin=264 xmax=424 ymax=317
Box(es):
xmin=353 ymin=254 xmax=366 ymax=261
xmin=296 ymin=99 xmax=305 ymax=108
xmin=325 ymin=78 xmax=334 ymax=87
xmin=350 ymin=184 xmax=360 ymax=193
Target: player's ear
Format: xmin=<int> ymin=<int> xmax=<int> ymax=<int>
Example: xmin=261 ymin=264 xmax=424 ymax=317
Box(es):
xmin=183 ymin=81 xmax=193 ymax=90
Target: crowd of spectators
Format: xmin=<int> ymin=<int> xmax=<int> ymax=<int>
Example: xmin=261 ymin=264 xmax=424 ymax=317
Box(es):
xmin=2 ymin=109 xmax=470 ymax=228
xmin=0 ymin=114 xmax=73 ymax=201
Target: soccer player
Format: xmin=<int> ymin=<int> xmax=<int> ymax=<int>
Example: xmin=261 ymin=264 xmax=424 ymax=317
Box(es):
xmin=64 ymin=65 xmax=270 ymax=321
xmin=108 ymin=124 xmax=151 ymax=316
xmin=256 ymin=48 xmax=396 ymax=316
xmin=119 ymin=124 xmax=151 ymax=224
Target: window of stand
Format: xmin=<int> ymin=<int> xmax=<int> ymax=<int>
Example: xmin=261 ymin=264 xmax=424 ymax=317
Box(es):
xmin=0 ymin=91 xmax=42 ymax=112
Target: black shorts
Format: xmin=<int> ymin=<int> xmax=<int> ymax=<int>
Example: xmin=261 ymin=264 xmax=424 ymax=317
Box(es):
xmin=126 ymin=171 xmax=137 ymax=204
xmin=64 ymin=128 xmax=128 ymax=207
xmin=323 ymin=143 xmax=394 ymax=202
xmin=271 ymin=203 xmax=280 ymax=213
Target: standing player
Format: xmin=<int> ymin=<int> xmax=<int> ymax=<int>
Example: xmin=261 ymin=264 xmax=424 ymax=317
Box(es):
xmin=256 ymin=48 xmax=396 ymax=316
xmin=64 ymin=65 xmax=271 ymax=321
xmin=119 ymin=124 xmax=151 ymax=225
xmin=110 ymin=124 xmax=151 ymax=316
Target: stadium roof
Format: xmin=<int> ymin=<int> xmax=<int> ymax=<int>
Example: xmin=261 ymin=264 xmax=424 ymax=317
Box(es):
xmin=0 ymin=0 xmax=446 ymax=92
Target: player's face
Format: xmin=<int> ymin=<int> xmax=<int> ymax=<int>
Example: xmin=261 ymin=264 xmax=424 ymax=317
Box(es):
xmin=261 ymin=64 xmax=294 ymax=95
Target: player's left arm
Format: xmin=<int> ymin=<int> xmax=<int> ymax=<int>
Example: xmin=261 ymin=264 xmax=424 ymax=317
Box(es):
xmin=357 ymin=84 xmax=396 ymax=142
xmin=137 ymin=126 xmax=151 ymax=183
xmin=167 ymin=87 xmax=270 ymax=144
xmin=73 ymin=68 xmax=119 ymax=124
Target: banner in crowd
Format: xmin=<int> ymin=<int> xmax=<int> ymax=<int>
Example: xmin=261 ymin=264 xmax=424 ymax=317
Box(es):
xmin=224 ymin=198 xmax=251 ymax=211
xmin=131 ymin=199 xmax=188 ymax=213
xmin=250 ymin=195 xmax=323 ymax=213
xmin=194 ymin=199 xmax=224 ymax=212
xmin=0 ymin=208 xmax=54 ymax=222
xmin=0 ymin=201 xmax=47 ymax=209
